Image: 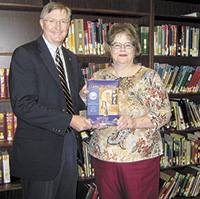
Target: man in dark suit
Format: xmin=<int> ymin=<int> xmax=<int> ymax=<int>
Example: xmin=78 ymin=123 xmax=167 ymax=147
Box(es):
xmin=9 ymin=2 xmax=93 ymax=199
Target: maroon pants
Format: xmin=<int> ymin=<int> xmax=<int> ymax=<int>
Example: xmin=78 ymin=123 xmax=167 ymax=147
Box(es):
xmin=92 ymin=157 xmax=160 ymax=199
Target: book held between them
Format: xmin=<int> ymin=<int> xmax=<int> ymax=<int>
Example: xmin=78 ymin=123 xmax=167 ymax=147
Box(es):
xmin=87 ymin=80 xmax=119 ymax=126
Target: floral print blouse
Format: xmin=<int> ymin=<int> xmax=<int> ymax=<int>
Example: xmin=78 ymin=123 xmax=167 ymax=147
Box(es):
xmin=88 ymin=66 xmax=172 ymax=163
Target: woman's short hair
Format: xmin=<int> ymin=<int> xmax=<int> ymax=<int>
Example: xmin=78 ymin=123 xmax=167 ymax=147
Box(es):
xmin=40 ymin=2 xmax=71 ymax=22
xmin=105 ymin=23 xmax=142 ymax=57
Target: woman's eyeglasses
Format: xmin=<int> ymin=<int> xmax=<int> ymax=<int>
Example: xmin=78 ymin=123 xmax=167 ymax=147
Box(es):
xmin=111 ymin=42 xmax=134 ymax=49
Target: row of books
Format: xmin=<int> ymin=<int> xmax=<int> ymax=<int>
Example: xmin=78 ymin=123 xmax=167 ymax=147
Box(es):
xmin=81 ymin=63 xmax=112 ymax=80
xmin=162 ymin=98 xmax=200 ymax=132
xmin=160 ymin=132 xmax=200 ymax=168
xmin=154 ymin=63 xmax=200 ymax=93
xmin=0 ymin=112 xmax=16 ymax=142
xmin=63 ymin=19 xmax=149 ymax=56
xmin=0 ymin=150 xmax=10 ymax=184
xmin=154 ymin=25 xmax=200 ymax=57
xmin=0 ymin=68 xmax=9 ymax=99
xmin=80 ymin=62 xmax=143 ymax=81
xmin=64 ymin=18 xmax=108 ymax=55
xmin=159 ymin=166 xmax=200 ymax=198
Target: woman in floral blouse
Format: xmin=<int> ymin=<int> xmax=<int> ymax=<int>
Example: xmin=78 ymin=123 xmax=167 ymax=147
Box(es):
xmin=81 ymin=23 xmax=171 ymax=199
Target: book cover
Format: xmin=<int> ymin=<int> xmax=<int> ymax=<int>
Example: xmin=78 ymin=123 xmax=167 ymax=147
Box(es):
xmin=181 ymin=26 xmax=186 ymax=56
xmin=85 ymin=183 xmax=95 ymax=199
xmin=179 ymin=173 xmax=191 ymax=196
xmin=187 ymin=66 xmax=200 ymax=93
xmin=5 ymin=68 xmax=9 ymax=98
xmin=0 ymin=113 xmax=6 ymax=141
xmin=170 ymin=132 xmax=185 ymax=166
xmin=185 ymin=26 xmax=190 ymax=56
xmin=174 ymin=65 xmax=188 ymax=93
xmin=188 ymin=101 xmax=198 ymax=128
xmin=95 ymin=18 xmax=103 ymax=55
xmin=171 ymin=66 xmax=185 ymax=93
xmin=74 ymin=19 xmax=85 ymax=54
xmin=140 ymin=26 xmax=149 ymax=55
xmin=1 ymin=151 xmax=10 ymax=183
xmin=0 ymin=153 xmax=2 ymax=184
xmin=159 ymin=170 xmax=179 ymax=198
xmin=0 ymin=69 xmax=6 ymax=99
xmin=87 ymin=21 xmax=93 ymax=55
xmin=67 ymin=25 xmax=72 ymax=52
xmin=190 ymin=102 xmax=200 ymax=127
xmin=164 ymin=134 xmax=175 ymax=166
xmin=13 ymin=113 xmax=17 ymax=135
xmin=183 ymin=166 xmax=200 ymax=197
xmin=163 ymin=171 xmax=180 ymax=199
xmin=180 ymin=66 xmax=193 ymax=93
xmin=184 ymin=173 xmax=195 ymax=197
xmin=169 ymin=173 xmax=185 ymax=198
xmin=154 ymin=26 xmax=162 ymax=55
xmin=84 ymin=21 xmax=89 ymax=55
xmin=183 ymin=12 xmax=200 ymax=17
xmin=176 ymin=25 xmax=182 ymax=56
xmin=87 ymin=80 xmax=119 ymax=126
xmin=166 ymin=66 xmax=179 ymax=93
xmin=187 ymin=134 xmax=199 ymax=164
xmin=91 ymin=21 xmax=97 ymax=55
xmin=82 ymin=140 xmax=92 ymax=177
xmin=188 ymin=166 xmax=200 ymax=196
xmin=184 ymin=67 xmax=196 ymax=92
xmin=91 ymin=183 xmax=99 ymax=199
xmin=70 ymin=20 xmax=76 ymax=54
xmin=164 ymin=65 xmax=173 ymax=88
xmin=6 ymin=112 xmax=14 ymax=141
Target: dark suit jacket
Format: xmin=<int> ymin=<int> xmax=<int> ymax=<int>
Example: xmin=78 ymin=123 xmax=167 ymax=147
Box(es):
xmin=9 ymin=36 xmax=86 ymax=181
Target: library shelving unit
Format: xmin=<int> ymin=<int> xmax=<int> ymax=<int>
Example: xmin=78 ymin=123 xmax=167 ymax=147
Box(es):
xmin=0 ymin=0 xmax=152 ymax=198
xmin=154 ymin=0 xmax=200 ymax=198
xmin=1 ymin=0 xmax=199 ymax=198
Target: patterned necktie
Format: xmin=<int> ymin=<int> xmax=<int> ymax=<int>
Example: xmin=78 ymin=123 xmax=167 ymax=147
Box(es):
xmin=55 ymin=48 xmax=74 ymax=132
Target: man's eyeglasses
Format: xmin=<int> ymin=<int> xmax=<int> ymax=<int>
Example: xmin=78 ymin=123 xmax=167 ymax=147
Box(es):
xmin=44 ymin=19 xmax=69 ymax=26
xmin=111 ymin=42 xmax=134 ymax=49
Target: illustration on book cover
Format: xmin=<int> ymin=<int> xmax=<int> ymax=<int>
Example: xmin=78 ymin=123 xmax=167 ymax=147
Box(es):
xmin=87 ymin=80 xmax=119 ymax=126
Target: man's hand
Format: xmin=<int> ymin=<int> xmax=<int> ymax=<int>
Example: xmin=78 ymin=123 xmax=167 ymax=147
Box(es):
xmin=70 ymin=115 xmax=92 ymax=132
xmin=79 ymin=83 xmax=89 ymax=100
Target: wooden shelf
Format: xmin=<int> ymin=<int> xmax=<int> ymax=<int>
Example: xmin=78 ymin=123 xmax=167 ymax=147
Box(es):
xmin=161 ymin=127 xmax=200 ymax=135
xmin=0 ymin=3 xmax=150 ymax=18
xmin=79 ymin=176 xmax=95 ymax=182
xmin=161 ymin=163 xmax=200 ymax=171
xmin=0 ymin=99 xmax=10 ymax=102
xmin=160 ymin=0 xmax=200 ymax=4
xmin=155 ymin=14 xmax=200 ymax=22
xmin=0 ymin=182 xmax=21 ymax=192
xmin=169 ymin=93 xmax=200 ymax=98
xmin=0 ymin=3 xmax=43 ymax=12
xmin=0 ymin=140 xmax=13 ymax=147
xmin=0 ymin=53 xmax=12 ymax=56
xmin=71 ymin=8 xmax=150 ymax=17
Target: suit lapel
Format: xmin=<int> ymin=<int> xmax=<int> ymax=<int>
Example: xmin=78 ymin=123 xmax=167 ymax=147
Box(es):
xmin=37 ymin=36 xmax=76 ymax=104
xmin=62 ymin=47 xmax=75 ymax=99
xmin=37 ymin=36 xmax=62 ymax=90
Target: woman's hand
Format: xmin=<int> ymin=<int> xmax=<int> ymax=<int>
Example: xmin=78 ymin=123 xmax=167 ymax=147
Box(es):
xmin=79 ymin=83 xmax=89 ymax=100
xmin=117 ymin=115 xmax=134 ymax=131
xmin=117 ymin=115 xmax=154 ymax=131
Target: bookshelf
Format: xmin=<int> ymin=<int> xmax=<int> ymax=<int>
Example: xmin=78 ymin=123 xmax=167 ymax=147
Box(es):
xmin=0 ymin=0 xmax=152 ymax=198
xmin=0 ymin=0 xmax=199 ymax=198
xmin=154 ymin=1 xmax=200 ymax=198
